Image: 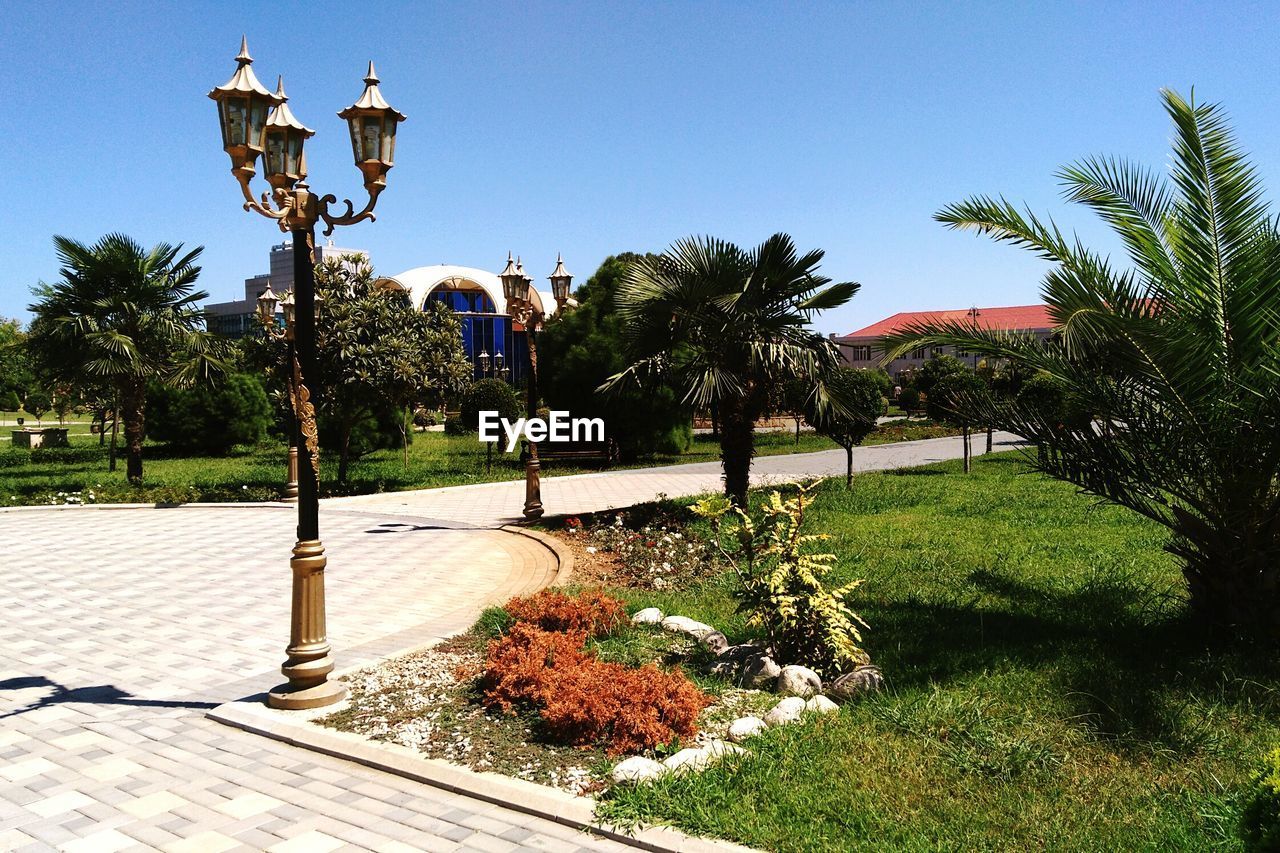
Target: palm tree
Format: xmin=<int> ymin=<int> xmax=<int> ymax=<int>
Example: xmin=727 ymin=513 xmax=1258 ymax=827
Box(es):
xmin=882 ymin=89 xmax=1280 ymax=639
xmin=604 ymin=233 xmax=859 ymax=505
xmin=27 ymin=234 xmax=228 ymax=484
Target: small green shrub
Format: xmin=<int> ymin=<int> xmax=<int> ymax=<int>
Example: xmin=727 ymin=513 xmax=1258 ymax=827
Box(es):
xmin=413 ymin=408 xmax=443 ymax=427
xmin=693 ymin=480 xmax=870 ymax=676
xmin=443 ymin=414 xmax=469 ymax=436
xmin=898 ymin=386 xmax=921 ymax=412
xmin=147 ymin=374 xmax=273 ymax=452
xmin=459 ymin=379 xmax=521 ymax=432
xmin=1243 ymin=748 xmax=1280 ymax=850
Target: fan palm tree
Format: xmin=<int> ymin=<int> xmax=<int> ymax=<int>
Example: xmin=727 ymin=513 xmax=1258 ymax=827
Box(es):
xmin=882 ymin=89 xmax=1280 ymax=639
xmin=27 ymin=233 xmax=228 ymax=484
xmin=603 ymin=233 xmax=859 ymax=505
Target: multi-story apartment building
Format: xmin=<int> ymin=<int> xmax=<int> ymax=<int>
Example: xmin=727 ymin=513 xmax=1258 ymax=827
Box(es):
xmin=834 ymin=304 xmax=1054 ymax=381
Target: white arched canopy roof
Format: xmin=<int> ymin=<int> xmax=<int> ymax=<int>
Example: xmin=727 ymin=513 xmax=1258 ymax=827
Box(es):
xmin=374 ymin=264 xmax=556 ymax=317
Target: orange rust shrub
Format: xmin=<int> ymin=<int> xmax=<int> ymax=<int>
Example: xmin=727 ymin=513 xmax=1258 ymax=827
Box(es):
xmin=503 ymin=589 xmax=626 ymax=637
xmin=480 ymin=618 xmax=710 ymax=755
xmin=541 ymin=661 xmax=709 ymax=755
xmin=482 ymin=623 xmax=588 ymax=712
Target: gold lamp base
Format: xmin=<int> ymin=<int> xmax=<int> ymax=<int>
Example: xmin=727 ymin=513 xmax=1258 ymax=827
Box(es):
xmin=267 ymin=678 xmax=347 ymax=710
xmin=265 ymin=539 xmax=346 ymax=710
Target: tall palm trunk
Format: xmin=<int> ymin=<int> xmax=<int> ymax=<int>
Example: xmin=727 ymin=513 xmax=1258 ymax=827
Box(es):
xmin=1178 ymin=536 xmax=1280 ymax=639
xmin=119 ymin=380 xmax=146 ymax=485
xmin=719 ymin=392 xmax=756 ymax=506
xmin=108 ymin=397 xmax=119 ymax=472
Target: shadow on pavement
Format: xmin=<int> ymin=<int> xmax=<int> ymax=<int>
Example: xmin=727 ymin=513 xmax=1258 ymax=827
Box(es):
xmin=0 ymin=675 xmax=219 ymax=719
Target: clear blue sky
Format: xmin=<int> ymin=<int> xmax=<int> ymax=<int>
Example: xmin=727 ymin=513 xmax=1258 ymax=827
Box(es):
xmin=3 ymin=1 xmax=1279 ymax=335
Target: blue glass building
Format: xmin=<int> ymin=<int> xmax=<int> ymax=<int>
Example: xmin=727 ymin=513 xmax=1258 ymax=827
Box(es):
xmin=374 ymin=265 xmax=559 ymax=386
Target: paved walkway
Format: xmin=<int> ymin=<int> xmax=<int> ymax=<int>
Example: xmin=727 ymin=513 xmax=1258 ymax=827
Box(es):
xmin=1 ymin=505 xmax=630 ymax=852
xmin=328 ymin=432 xmax=1024 ymax=527
xmin=2 ymin=433 xmax=1022 ymax=851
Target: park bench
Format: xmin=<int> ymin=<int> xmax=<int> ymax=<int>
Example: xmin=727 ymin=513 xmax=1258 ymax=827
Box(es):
xmin=522 ymin=438 xmax=619 ymax=468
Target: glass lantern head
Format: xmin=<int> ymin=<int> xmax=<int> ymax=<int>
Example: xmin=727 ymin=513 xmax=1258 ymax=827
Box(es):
xmin=337 ymin=62 xmax=407 ymax=189
xmin=256 ymin=284 xmax=279 ymax=321
xmin=494 ymin=350 xmax=505 ymax=372
xmin=548 ymin=254 xmax=573 ymax=303
xmin=262 ymin=77 xmax=314 ymax=191
xmin=478 ymin=350 xmax=491 ymax=372
xmin=280 ymin=289 xmax=296 ymax=329
xmin=499 ymin=252 xmax=523 ymax=303
xmin=208 ymin=37 xmax=281 ymax=175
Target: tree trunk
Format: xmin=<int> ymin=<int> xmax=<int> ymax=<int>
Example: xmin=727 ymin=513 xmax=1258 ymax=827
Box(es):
xmin=402 ymin=404 xmax=410 ymax=469
xmin=963 ymin=426 xmax=971 ymax=473
xmin=795 ymin=417 xmax=802 ymax=445
xmin=120 ymin=381 xmax=145 ymax=485
xmin=845 ymin=445 xmax=854 ymax=488
xmin=986 ymin=425 xmax=993 ymax=454
xmin=1178 ymin=539 xmax=1280 ymax=641
xmin=338 ymin=418 xmax=353 ymax=484
xmin=108 ymin=398 xmax=119 ymax=472
xmin=718 ymin=393 xmax=756 ymax=507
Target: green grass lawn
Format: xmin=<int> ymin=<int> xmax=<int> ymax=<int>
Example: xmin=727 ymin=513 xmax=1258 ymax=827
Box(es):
xmin=0 ymin=422 xmax=958 ymax=506
xmin=596 ymin=454 xmax=1277 ymax=850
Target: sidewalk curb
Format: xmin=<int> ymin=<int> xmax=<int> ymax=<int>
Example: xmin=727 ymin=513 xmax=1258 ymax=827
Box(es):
xmin=207 ymin=699 xmax=755 ymax=853
xmin=499 ymin=523 xmax=575 ymax=587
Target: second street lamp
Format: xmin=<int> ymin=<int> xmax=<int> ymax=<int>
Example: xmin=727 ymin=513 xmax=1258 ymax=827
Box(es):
xmin=498 ymin=253 xmax=574 ymax=520
xmin=256 ymin=286 xmax=299 ymax=502
xmin=210 ymin=38 xmax=406 ymax=710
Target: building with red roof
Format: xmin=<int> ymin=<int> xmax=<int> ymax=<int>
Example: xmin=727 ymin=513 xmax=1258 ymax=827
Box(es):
xmin=833 ymin=304 xmax=1055 ymax=378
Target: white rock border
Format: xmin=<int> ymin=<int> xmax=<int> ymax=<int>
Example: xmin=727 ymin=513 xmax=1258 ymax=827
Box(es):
xmin=611 ymin=607 xmax=877 ymax=785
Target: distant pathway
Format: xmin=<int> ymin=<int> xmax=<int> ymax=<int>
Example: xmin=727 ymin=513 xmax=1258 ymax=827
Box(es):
xmin=326 ymin=431 xmax=1025 ymax=527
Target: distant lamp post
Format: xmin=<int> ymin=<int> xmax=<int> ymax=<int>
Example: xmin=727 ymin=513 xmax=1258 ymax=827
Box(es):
xmin=966 ymin=306 xmax=982 ymax=368
xmin=211 ymin=37 xmax=406 ymax=710
xmin=257 ymin=286 xmax=299 ymax=502
xmin=498 ymin=252 xmax=574 ymax=519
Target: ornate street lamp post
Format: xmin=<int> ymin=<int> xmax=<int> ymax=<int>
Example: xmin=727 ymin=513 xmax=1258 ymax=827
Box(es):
xmin=255 ymin=285 xmax=299 ymax=501
xmin=210 ymin=38 xmax=405 ymax=710
xmin=499 ymin=253 xmax=573 ymax=520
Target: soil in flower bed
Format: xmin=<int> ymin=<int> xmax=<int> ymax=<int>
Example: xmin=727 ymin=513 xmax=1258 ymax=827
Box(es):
xmin=319 ymin=620 xmax=776 ymax=795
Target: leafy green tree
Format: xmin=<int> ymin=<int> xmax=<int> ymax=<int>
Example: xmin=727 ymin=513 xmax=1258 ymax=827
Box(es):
xmin=22 ymin=389 xmax=50 ymax=424
xmin=313 ymin=257 xmax=471 ymax=482
xmin=925 ymin=370 xmax=987 ymax=472
xmin=606 ymin=233 xmax=859 ymax=505
xmin=0 ymin=317 xmax=33 ymax=403
xmin=0 ymin=389 xmax=19 ymax=412
xmin=807 ymin=368 xmax=885 ymax=486
xmin=147 ymin=373 xmax=273 ymax=452
xmin=539 ymin=253 xmax=692 ymax=459
xmin=883 ymin=89 xmax=1280 ymax=638
xmin=26 ymin=234 xmax=228 ymax=483
xmin=915 ymin=353 xmax=967 ymax=396
xmin=459 ymin=378 xmax=521 ymax=432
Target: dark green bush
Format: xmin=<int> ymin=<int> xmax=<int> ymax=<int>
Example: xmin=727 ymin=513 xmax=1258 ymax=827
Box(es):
xmin=899 ymin=386 xmax=921 ymax=412
xmin=413 ymin=408 xmax=443 ymax=428
xmin=1015 ymin=372 xmax=1091 ymax=431
xmin=147 ymin=373 xmax=273 ymax=453
xmin=0 ymin=389 xmax=19 ymax=411
xmin=1243 ymin=748 xmax=1280 ymax=850
xmin=444 ymin=414 xmax=469 ymax=436
xmin=459 ymin=379 xmax=521 ymax=432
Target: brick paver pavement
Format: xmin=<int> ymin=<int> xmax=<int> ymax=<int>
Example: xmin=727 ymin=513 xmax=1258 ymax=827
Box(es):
xmin=327 ymin=431 xmax=1025 ymax=527
xmin=1 ymin=505 xmax=631 ymax=852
